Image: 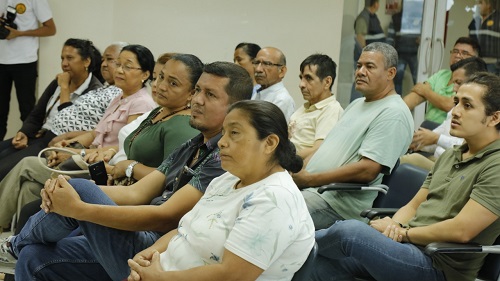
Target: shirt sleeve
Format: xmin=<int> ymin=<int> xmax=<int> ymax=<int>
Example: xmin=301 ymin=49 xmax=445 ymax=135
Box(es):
xmin=33 ymin=0 xmax=54 ymax=23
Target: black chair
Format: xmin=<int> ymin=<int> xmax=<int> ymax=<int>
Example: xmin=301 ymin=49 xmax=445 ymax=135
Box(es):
xmin=318 ymin=163 xmax=428 ymax=215
xmin=360 ymin=163 xmax=429 ymax=218
xmin=425 ymin=236 xmax=500 ymax=281
xmin=291 ymin=242 xmax=318 ymax=281
xmin=420 ymin=120 xmax=440 ymax=131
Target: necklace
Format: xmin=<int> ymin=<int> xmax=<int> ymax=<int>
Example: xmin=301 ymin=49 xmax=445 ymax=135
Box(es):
xmin=127 ymin=106 xmax=189 ymax=150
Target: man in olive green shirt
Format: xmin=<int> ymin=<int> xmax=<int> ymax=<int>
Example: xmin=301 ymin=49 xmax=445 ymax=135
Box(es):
xmin=311 ymin=72 xmax=500 ymax=281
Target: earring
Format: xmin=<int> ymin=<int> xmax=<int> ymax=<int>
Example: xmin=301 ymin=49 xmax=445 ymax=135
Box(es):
xmin=141 ymin=80 xmax=145 ymax=83
xmin=85 ymin=67 xmax=88 ymax=71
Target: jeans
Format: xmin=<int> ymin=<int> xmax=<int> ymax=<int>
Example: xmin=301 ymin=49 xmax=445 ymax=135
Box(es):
xmin=11 ymin=178 xmax=162 ymax=281
xmin=394 ymin=53 xmax=418 ymax=96
xmin=302 ymin=189 xmax=344 ymax=230
xmin=310 ymin=220 xmax=446 ymax=281
xmin=0 ymin=62 xmax=38 ymax=140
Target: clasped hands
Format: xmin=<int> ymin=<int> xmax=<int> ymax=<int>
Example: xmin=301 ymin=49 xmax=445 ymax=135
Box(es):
xmin=127 ymin=248 xmax=164 ymax=281
xmin=40 ymin=175 xmax=82 ymax=218
xmin=370 ymin=216 xmax=408 ymax=243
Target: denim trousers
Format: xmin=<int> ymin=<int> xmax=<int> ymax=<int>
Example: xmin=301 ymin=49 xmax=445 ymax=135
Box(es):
xmin=301 ymin=189 xmax=344 ymax=230
xmin=394 ymin=53 xmax=418 ymax=96
xmin=310 ymin=220 xmax=447 ymax=281
xmin=11 ymin=178 xmax=162 ymax=281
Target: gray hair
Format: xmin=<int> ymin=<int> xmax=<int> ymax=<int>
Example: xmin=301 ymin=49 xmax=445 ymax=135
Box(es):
xmin=363 ymin=42 xmax=398 ymax=69
xmin=110 ymin=41 xmax=129 ymax=52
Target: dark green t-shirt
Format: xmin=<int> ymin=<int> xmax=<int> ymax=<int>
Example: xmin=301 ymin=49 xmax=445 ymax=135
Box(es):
xmin=124 ymin=109 xmax=199 ymax=167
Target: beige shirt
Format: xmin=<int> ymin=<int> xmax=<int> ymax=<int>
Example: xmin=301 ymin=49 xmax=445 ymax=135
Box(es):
xmin=288 ymin=95 xmax=343 ymax=152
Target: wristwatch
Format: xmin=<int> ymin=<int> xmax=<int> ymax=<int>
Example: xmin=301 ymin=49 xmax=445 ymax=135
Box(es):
xmin=125 ymin=161 xmax=139 ymax=179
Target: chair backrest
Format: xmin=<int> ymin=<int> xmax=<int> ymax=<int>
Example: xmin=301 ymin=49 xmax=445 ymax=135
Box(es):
xmin=291 ymin=242 xmax=318 ymax=281
xmin=477 ymin=236 xmax=500 ymax=281
xmin=373 ymin=163 xmax=429 ymax=208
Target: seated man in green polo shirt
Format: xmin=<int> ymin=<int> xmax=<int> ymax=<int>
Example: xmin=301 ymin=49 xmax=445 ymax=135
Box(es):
xmin=403 ymin=37 xmax=479 ymax=123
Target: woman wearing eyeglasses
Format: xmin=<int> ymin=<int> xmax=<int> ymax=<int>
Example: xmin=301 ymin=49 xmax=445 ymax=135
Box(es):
xmin=45 ymin=44 xmax=157 ymax=166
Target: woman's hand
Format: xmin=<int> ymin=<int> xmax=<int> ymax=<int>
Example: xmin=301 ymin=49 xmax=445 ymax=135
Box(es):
xmin=56 ymin=72 xmax=71 ymax=88
xmin=128 ymin=250 xmax=163 ymax=281
xmin=46 ymin=151 xmax=71 ymax=167
xmin=110 ymin=160 xmax=131 ymax=180
xmin=11 ymin=131 xmax=28 ymax=149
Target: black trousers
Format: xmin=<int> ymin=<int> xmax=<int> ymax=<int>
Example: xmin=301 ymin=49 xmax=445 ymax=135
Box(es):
xmin=0 ymin=61 xmax=38 ymax=140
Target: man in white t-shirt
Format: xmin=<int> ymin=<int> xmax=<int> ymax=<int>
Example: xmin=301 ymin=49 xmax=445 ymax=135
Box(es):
xmin=0 ymin=0 xmax=56 ymax=140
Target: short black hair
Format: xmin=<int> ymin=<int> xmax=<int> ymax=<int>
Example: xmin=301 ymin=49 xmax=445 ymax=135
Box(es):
xmin=450 ymin=56 xmax=487 ymax=76
xmin=464 ymin=72 xmax=500 ymax=130
xmin=300 ymin=54 xmax=337 ymax=91
xmin=203 ymin=62 xmax=253 ymax=104
xmin=454 ymin=37 xmax=480 ymax=55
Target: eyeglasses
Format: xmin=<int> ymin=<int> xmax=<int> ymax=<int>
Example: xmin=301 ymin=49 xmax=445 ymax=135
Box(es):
xmin=252 ymin=60 xmax=283 ymax=68
xmin=450 ymin=49 xmax=474 ymax=58
xmin=116 ymin=63 xmax=142 ymax=72
xmin=102 ymin=57 xmax=117 ymax=66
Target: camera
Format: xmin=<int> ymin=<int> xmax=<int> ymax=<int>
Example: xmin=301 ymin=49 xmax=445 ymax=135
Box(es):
xmin=0 ymin=6 xmax=18 ymax=40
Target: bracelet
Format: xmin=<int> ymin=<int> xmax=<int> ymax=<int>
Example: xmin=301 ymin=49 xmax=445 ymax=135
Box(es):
xmin=107 ymin=148 xmax=117 ymax=154
xmin=405 ymin=228 xmax=412 ymax=244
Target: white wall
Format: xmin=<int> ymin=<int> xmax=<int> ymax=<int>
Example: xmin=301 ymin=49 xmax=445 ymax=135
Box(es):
xmin=5 ymin=0 xmax=345 ymax=139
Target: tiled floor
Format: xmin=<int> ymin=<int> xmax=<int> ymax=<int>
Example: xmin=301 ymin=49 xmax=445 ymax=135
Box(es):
xmin=0 ymin=231 xmax=15 ymax=275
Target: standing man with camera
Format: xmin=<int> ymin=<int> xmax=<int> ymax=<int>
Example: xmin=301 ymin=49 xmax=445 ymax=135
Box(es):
xmin=0 ymin=0 xmax=56 ymax=140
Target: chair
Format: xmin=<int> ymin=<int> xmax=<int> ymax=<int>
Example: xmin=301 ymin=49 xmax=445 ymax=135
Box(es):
xmin=420 ymin=120 xmax=440 ymax=131
xmin=361 ymin=163 xmax=429 ymax=218
xmin=291 ymin=242 xmax=318 ymax=281
xmin=318 ymin=163 xmax=429 ymax=217
xmin=425 ymin=236 xmax=500 ymax=281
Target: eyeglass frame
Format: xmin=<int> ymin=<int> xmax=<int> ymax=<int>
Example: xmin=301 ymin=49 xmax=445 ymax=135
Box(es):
xmin=115 ymin=62 xmax=143 ymax=72
xmin=251 ymin=60 xmax=283 ymax=68
xmin=450 ymin=49 xmax=474 ymax=58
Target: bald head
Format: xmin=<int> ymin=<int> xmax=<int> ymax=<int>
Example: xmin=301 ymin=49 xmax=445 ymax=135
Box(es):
xmin=253 ymin=47 xmax=287 ymax=89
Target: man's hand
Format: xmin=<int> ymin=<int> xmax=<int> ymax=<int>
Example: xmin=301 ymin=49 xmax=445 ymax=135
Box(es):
xmin=411 ymin=82 xmax=432 ymax=98
xmin=369 ymin=216 xmax=400 ymax=233
xmin=292 ymin=169 xmax=313 ymax=189
xmin=5 ymin=26 xmax=20 ymax=40
xmin=410 ymin=128 xmax=439 ymax=151
xmin=11 ymin=131 xmax=28 ymax=149
xmin=40 ymin=175 xmax=71 ymax=213
xmin=45 ymin=175 xmax=83 ymax=217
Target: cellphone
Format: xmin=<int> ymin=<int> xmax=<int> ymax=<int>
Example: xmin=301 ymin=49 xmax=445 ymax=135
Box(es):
xmin=88 ymin=161 xmax=107 ymax=185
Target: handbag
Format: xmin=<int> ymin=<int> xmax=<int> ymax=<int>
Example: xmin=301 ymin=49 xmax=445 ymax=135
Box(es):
xmin=37 ymin=147 xmax=90 ymax=176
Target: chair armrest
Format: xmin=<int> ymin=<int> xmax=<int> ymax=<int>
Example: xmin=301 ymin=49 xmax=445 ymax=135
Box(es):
xmin=425 ymin=242 xmax=483 ymax=255
xmin=360 ymin=208 xmax=398 ymax=219
xmin=317 ymin=183 xmax=388 ymax=195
